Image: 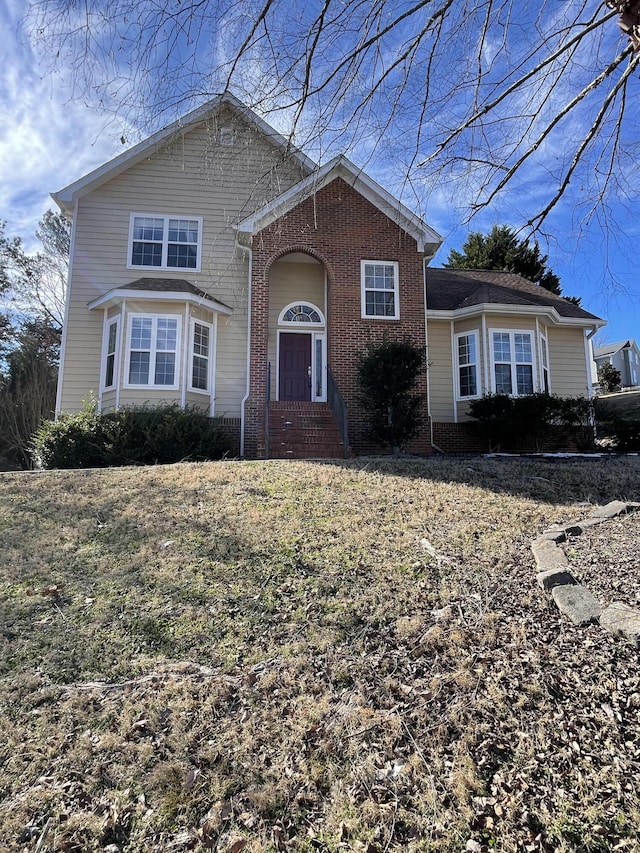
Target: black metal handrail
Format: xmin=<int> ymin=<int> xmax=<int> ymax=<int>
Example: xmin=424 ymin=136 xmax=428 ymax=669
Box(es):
xmin=327 ymin=366 xmax=349 ymax=458
xmin=264 ymin=362 xmax=271 ymax=460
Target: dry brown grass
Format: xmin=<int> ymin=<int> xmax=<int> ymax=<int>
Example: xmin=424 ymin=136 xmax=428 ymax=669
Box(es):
xmin=1 ymin=457 xmax=639 ymax=852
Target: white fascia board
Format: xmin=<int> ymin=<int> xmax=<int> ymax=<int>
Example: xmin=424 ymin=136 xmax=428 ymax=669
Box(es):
xmin=236 ymin=155 xmax=443 ymax=254
xmin=52 ymin=93 xmax=316 ymax=215
xmin=426 ymin=303 xmax=606 ymax=329
xmin=88 ymin=288 xmax=233 ymax=315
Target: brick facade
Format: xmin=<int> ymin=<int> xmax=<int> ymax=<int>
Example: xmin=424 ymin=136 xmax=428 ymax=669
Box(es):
xmin=245 ymin=177 xmax=434 ymax=457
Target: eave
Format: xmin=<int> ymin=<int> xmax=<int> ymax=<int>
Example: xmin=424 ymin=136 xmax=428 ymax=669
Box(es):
xmin=426 ymin=303 xmax=606 ymax=330
xmin=88 ymin=288 xmax=233 ymax=315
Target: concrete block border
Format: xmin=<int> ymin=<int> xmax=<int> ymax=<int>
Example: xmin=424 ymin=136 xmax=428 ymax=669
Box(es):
xmin=532 ymin=500 xmax=640 ymax=643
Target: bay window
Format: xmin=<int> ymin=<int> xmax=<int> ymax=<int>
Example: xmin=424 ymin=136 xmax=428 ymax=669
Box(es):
xmin=103 ymin=317 xmax=120 ymax=390
xmin=190 ymin=320 xmax=212 ymax=393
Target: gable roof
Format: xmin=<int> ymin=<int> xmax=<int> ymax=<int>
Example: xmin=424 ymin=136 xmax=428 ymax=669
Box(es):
xmin=426 ymin=268 xmax=604 ymax=327
xmin=593 ymin=340 xmax=637 ymax=359
xmin=52 ymin=93 xmax=316 ymax=215
xmin=235 ymin=155 xmax=443 ymax=257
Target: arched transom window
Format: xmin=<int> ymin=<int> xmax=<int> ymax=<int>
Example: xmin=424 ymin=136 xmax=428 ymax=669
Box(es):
xmin=279 ymin=303 xmax=325 ymax=325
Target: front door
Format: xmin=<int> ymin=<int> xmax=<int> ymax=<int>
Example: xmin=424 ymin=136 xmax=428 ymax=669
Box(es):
xmin=279 ymin=333 xmax=311 ymax=401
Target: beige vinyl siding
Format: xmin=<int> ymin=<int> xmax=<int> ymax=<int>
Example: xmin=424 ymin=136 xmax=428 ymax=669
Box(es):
xmin=60 ymin=106 xmax=308 ymax=415
xmin=547 ymin=327 xmax=590 ymax=397
xmin=267 ymin=260 xmax=325 ymax=384
xmin=426 ymin=320 xmax=454 ymax=421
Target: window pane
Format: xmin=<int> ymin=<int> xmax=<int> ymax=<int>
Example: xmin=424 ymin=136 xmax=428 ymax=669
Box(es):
xmin=105 ymin=353 xmax=115 ymax=388
xmin=192 ymin=355 xmax=208 ymax=390
xmin=167 ymin=243 xmax=197 ymax=269
xmin=107 ymin=322 xmax=117 ymax=353
xmin=495 ymin=363 xmax=512 ymax=394
xmin=516 ymin=364 xmax=534 ymax=395
xmin=129 ymin=351 xmax=150 ymax=384
xmin=458 ymin=334 xmax=475 ymax=366
xmin=366 ymin=290 xmax=396 ymax=316
xmin=365 ymin=263 xmax=395 ymax=290
xmin=459 ymin=365 xmax=477 ymax=397
xmin=154 ymin=352 xmax=176 ymax=385
xmin=131 ymin=318 xmax=152 ymax=350
xmin=156 ymin=318 xmax=177 ymax=351
xmin=514 ymin=333 xmax=532 ymax=363
xmin=315 ymin=337 xmax=323 ymax=398
xmin=133 ymin=217 xmax=163 ymax=241
xmin=168 ymin=219 xmax=199 ymax=243
xmin=131 ymin=242 xmax=163 ymax=266
xmin=193 ymin=323 xmax=209 ymax=357
xmin=493 ymin=332 xmax=511 ymax=362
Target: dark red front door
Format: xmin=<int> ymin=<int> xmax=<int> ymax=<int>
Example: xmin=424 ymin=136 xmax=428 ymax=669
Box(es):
xmin=279 ymin=333 xmax=312 ymax=401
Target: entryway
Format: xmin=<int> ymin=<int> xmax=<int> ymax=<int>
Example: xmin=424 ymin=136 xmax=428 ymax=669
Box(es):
xmin=279 ymin=332 xmax=312 ymax=401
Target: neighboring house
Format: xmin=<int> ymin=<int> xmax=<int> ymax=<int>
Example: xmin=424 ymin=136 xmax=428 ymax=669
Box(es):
xmin=592 ymin=340 xmax=640 ymax=389
xmin=52 ymin=93 xmax=605 ymax=458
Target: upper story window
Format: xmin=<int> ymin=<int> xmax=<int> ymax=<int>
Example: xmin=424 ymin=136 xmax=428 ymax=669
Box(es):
xmin=125 ymin=314 xmax=181 ymax=389
xmin=491 ymin=330 xmax=534 ymax=396
xmin=361 ymin=261 xmax=399 ymax=319
xmin=128 ymin=214 xmax=202 ymax=271
xmin=455 ymin=331 xmax=479 ymax=399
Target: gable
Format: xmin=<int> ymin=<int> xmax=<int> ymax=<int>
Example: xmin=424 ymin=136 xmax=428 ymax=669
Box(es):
xmin=236 ymin=156 xmax=442 ymax=257
xmin=52 ymin=93 xmax=315 ymax=215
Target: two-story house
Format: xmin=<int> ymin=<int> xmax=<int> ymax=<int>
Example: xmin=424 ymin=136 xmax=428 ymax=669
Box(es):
xmin=53 ymin=93 xmax=605 ymax=457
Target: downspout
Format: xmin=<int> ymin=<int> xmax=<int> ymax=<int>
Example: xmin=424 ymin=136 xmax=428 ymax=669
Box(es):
xmin=240 ymin=247 xmax=253 ymax=457
xmin=55 ymin=199 xmax=78 ymax=417
xmin=423 ymin=260 xmax=446 ymax=454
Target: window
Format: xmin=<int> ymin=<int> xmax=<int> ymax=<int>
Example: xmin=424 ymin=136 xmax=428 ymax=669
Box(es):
xmin=281 ymin=303 xmax=323 ymax=324
xmin=126 ymin=315 xmax=180 ymax=388
xmin=103 ymin=317 xmax=120 ymax=390
xmin=455 ymin=331 xmax=479 ymax=399
xmin=540 ymin=333 xmax=550 ymax=393
xmin=190 ymin=320 xmax=212 ymax=392
xmin=361 ymin=261 xmax=399 ymax=319
xmin=491 ymin=330 xmax=534 ymax=396
xmin=129 ymin=214 xmax=202 ymax=270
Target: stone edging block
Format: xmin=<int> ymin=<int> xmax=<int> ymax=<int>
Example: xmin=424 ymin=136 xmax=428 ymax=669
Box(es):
xmin=533 ymin=500 xmax=640 ymax=642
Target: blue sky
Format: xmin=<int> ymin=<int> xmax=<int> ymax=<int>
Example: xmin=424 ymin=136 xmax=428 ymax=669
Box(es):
xmin=1 ymin=0 xmax=638 ymax=345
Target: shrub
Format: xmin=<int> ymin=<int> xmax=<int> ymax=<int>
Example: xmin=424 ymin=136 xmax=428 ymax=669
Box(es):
xmin=598 ymin=362 xmax=621 ymax=393
xmin=468 ymin=393 xmax=595 ymax=452
xmin=357 ymin=337 xmax=425 ymax=453
xmin=33 ymin=400 xmax=231 ymax=469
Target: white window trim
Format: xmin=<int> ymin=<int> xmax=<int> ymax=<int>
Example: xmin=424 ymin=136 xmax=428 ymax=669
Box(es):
xmin=361 ymin=260 xmax=400 ymax=320
xmin=188 ymin=317 xmax=215 ymax=395
xmin=489 ymin=328 xmax=537 ymax=397
xmin=127 ymin=213 xmax=203 ymax=272
xmin=454 ymin=330 xmax=481 ymax=401
xmin=124 ymin=313 xmax=182 ymax=390
xmin=101 ymin=313 xmax=121 ymax=394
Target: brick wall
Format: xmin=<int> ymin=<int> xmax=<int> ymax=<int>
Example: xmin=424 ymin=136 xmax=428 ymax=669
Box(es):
xmin=247 ymin=177 xmax=433 ymax=456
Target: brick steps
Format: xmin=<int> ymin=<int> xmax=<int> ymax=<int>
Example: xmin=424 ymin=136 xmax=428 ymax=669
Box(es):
xmin=267 ymin=402 xmax=346 ymax=459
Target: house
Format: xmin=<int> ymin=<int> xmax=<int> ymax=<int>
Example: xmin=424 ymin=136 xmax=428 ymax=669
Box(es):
xmin=592 ymin=340 xmax=640 ymax=389
xmin=52 ymin=93 xmax=605 ymax=458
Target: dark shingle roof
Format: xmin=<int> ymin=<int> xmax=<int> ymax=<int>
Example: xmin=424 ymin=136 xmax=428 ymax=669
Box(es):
xmin=125 ymin=278 xmax=231 ymax=310
xmin=426 ymin=268 xmax=602 ymax=322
